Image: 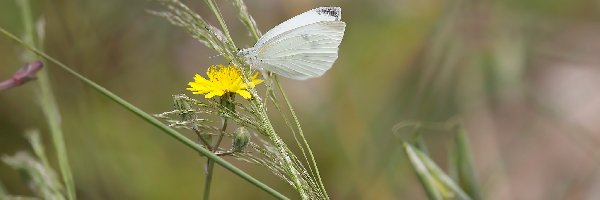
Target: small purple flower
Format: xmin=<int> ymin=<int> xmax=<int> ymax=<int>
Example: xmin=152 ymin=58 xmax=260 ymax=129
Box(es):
xmin=0 ymin=61 xmax=44 ymax=91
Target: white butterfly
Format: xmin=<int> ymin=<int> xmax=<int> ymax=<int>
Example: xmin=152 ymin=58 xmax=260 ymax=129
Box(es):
xmin=239 ymin=7 xmax=346 ymax=80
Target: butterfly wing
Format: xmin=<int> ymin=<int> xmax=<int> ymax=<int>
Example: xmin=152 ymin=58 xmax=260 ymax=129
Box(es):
xmin=255 ymin=21 xmax=346 ymax=80
xmin=256 ymin=7 xmax=342 ymax=48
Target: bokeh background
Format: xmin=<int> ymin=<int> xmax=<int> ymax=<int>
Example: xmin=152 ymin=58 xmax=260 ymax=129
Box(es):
xmin=2 ymin=0 xmax=600 ymax=199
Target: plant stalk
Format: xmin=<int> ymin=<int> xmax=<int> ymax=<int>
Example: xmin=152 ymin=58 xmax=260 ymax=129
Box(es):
xmin=203 ymin=104 xmax=229 ymax=200
xmin=204 ymin=0 xmax=236 ymax=48
xmin=252 ymin=99 xmax=308 ymax=199
xmin=274 ymin=76 xmax=329 ymax=199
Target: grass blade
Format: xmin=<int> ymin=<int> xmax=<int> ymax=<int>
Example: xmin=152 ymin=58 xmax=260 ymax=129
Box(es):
xmin=403 ymin=142 xmax=443 ymax=200
xmin=450 ymin=127 xmax=482 ymax=200
xmin=403 ymin=142 xmax=471 ymax=200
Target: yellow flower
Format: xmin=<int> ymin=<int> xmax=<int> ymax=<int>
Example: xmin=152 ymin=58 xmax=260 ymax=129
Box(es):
xmin=187 ymin=65 xmax=263 ymax=99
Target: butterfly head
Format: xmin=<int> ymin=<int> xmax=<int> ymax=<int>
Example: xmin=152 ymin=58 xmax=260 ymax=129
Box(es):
xmin=237 ymin=48 xmax=252 ymax=57
xmin=237 ymin=48 xmax=260 ymax=67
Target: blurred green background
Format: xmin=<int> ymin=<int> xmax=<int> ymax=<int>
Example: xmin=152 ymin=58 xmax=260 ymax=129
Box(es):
xmin=2 ymin=0 xmax=600 ymax=199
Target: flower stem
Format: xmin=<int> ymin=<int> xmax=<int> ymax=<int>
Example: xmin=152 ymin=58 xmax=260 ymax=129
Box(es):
xmin=202 ymin=119 xmax=226 ymax=200
xmin=195 ymin=129 xmax=213 ymax=151
xmin=203 ymin=95 xmax=231 ymax=200
xmin=203 ymin=157 xmax=215 ymax=200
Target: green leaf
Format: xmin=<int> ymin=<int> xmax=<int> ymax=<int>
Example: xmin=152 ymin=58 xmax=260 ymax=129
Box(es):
xmin=403 ymin=142 xmax=471 ymax=200
xmin=449 ymin=128 xmax=483 ymax=200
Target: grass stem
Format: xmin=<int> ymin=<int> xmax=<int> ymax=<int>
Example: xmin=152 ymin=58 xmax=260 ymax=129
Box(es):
xmin=204 ymin=0 xmax=236 ymax=48
xmin=274 ymin=77 xmax=329 ymax=199
xmin=203 ymin=112 xmax=229 ymax=200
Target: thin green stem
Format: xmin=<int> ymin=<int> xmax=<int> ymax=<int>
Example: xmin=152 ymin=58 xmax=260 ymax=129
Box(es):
xmin=194 ymin=128 xmax=213 ymax=150
xmin=0 ymin=27 xmax=289 ymax=200
xmin=251 ymin=98 xmax=308 ymax=199
xmin=203 ymin=159 xmax=215 ymax=200
xmin=212 ymin=119 xmax=228 ymax=151
xmin=204 ymin=0 xmax=236 ymax=48
xmin=231 ymin=0 xmax=261 ymax=39
xmin=203 ymin=113 xmax=228 ymax=200
xmin=213 ymin=93 xmax=230 ymax=153
xmin=274 ymin=76 xmax=329 ymax=199
xmin=268 ymin=88 xmax=316 ymax=187
xmin=17 ymin=0 xmax=36 ymax=46
xmin=16 ymin=1 xmax=76 ymax=199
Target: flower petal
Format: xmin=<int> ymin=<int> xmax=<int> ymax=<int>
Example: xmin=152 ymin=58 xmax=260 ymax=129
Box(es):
xmin=187 ymin=65 xmax=263 ymax=99
xmin=236 ymin=90 xmax=252 ymax=99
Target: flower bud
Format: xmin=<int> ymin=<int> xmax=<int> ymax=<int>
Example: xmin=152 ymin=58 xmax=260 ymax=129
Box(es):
xmin=173 ymin=94 xmax=194 ymax=121
xmin=232 ymin=127 xmax=250 ymax=152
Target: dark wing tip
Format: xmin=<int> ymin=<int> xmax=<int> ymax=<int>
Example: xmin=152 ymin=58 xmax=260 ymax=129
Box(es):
xmin=315 ymin=7 xmax=341 ymax=20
